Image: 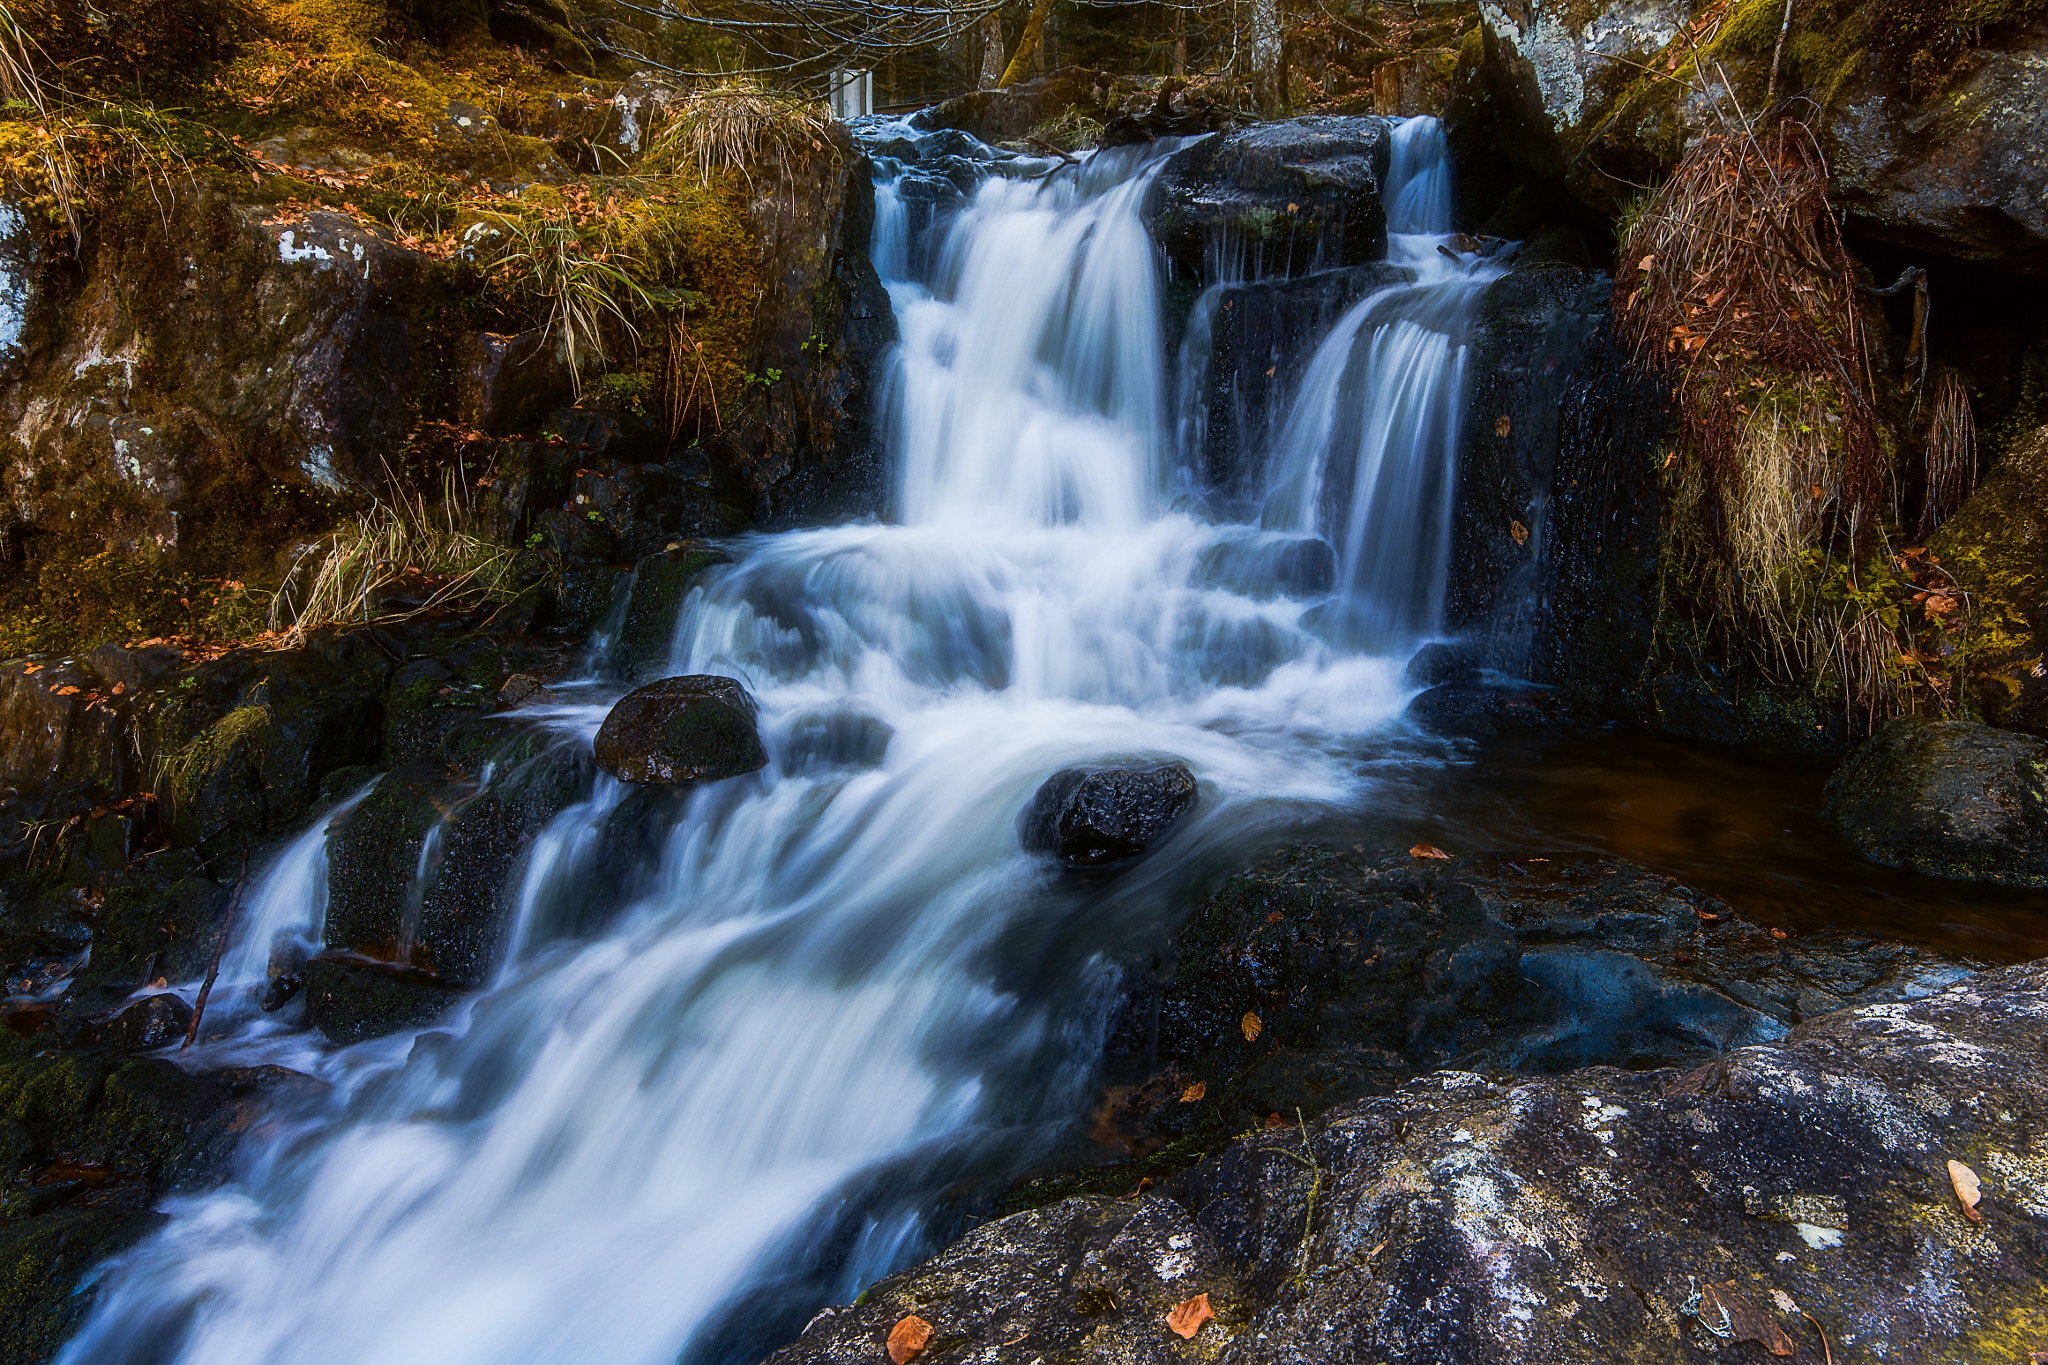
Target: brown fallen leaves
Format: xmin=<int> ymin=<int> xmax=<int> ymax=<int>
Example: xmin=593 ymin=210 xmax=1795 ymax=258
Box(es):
xmin=1166 ymin=1294 xmax=1213 ymax=1338
xmin=1697 ymin=1281 xmax=1794 ymax=1356
xmin=1409 ymin=843 xmax=1450 ymax=860
xmin=1949 ymin=1159 xmax=1983 ymax=1223
xmin=1240 ymin=1011 xmax=1262 ymax=1042
xmin=1179 ymin=1081 xmax=1206 ymax=1102
xmin=886 ymin=1315 xmax=932 ymax=1364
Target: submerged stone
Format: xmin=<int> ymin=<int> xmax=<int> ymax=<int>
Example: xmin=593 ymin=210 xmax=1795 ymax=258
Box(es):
xmin=1823 ymin=718 xmax=2048 ymax=886
xmin=593 ymin=675 xmax=769 ymax=785
xmin=1020 ymin=763 xmax=1199 ymax=868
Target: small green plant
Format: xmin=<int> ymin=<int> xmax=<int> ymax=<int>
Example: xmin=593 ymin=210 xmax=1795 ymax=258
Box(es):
xmin=154 ymin=704 xmax=272 ymax=808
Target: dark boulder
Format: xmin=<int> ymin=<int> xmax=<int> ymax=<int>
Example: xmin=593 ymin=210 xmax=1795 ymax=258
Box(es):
xmin=1090 ymin=847 xmax=1976 ymax=1161
xmin=593 ymin=675 xmax=768 ymax=785
xmin=1405 ymin=679 xmax=1563 ymax=736
xmin=1146 ymin=117 xmax=1392 ymax=280
xmin=908 ymin=68 xmax=1126 ymax=145
xmin=63 ymin=992 xmax=192 ymax=1051
xmin=1823 ymin=718 xmax=2048 ymax=886
xmin=613 ymin=544 xmax=734 ymax=680
xmin=769 ymin=958 xmax=2048 ymax=1365
xmin=1404 ymin=639 xmax=1480 ymax=686
xmin=302 ymin=954 xmax=468 ymax=1047
xmin=1020 ymin=763 xmax=1199 ymax=868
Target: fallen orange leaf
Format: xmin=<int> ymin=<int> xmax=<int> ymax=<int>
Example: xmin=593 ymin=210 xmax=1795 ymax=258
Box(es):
xmin=1180 ymin=1081 xmax=1206 ymax=1102
xmin=1409 ymin=843 xmax=1450 ymax=860
xmin=1165 ymin=1293 xmax=1213 ymax=1338
xmin=1949 ymin=1159 xmax=1983 ymax=1223
xmin=1240 ymin=1011 xmax=1262 ymax=1042
xmin=887 ymin=1314 xmax=933 ymax=1364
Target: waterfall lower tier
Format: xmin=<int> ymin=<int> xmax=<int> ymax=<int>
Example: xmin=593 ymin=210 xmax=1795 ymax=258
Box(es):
xmin=60 ymin=115 xmax=1494 ymax=1365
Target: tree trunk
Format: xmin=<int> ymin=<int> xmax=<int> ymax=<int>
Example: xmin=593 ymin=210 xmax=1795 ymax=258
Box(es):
xmin=998 ymin=0 xmax=1055 ymax=87
xmin=979 ymin=11 xmax=1005 ymax=89
xmin=1247 ymin=0 xmax=1282 ymax=113
xmin=1172 ymin=7 xmax=1187 ymax=77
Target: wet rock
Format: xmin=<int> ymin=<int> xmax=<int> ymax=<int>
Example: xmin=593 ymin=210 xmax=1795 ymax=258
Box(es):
xmin=613 ymin=544 xmax=735 ymax=679
xmin=1181 ymin=263 xmax=1410 ymax=501
xmin=497 ymin=672 xmax=560 ymax=709
xmin=908 ymin=68 xmax=1128 ymax=145
xmin=1100 ymin=79 xmax=1236 ymax=147
xmin=1020 ymin=764 xmax=1199 ymax=868
xmin=302 ymin=954 xmax=467 ymax=1047
xmin=1093 ymin=847 xmax=1976 ymax=1159
xmin=1193 ymin=535 xmax=1338 ymax=600
xmin=780 ymin=958 xmax=2048 ymax=1365
xmin=1404 ymin=640 xmax=1480 ymax=686
xmin=1823 ymin=718 xmax=2048 ymax=886
xmin=1147 ymin=117 xmax=1393 ymax=280
xmin=1405 ymin=680 xmax=1563 ymax=735
xmin=716 ymin=125 xmax=899 ymax=525
xmin=64 ymin=992 xmax=192 ymax=1051
xmin=593 ymin=675 xmax=769 ymax=785
xmin=761 ymin=1195 xmax=1240 ymax=1365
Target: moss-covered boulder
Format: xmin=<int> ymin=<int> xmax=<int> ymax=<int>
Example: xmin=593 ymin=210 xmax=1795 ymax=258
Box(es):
xmin=1929 ymin=423 xmax=2048 ymax=729
xmin=613 ymin=543 xmax=733 ymax=679
xmin=772 ymin=959 xmax=2048 ymax=1365
xmin=1823 ymin=718 xmax=2048 ymax=885
xmin=592 ymin=674 xmax=767 ymax=784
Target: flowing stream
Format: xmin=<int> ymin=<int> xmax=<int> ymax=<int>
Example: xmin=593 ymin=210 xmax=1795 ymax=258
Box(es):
xmin=61 ymin=116 xmax=1497 ymax=1365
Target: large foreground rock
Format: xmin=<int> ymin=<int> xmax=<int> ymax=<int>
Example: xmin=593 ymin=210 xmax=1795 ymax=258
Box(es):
xmin=593 ymin=675 xmax=768 ymax=785
xmin=766 ymin=958 xmax=2048 ymax=1365
xmin=1823 ymin=718 xmax=2048 ymax=886
xmin=1090 ymin=846 xmax=1976 ymax=1157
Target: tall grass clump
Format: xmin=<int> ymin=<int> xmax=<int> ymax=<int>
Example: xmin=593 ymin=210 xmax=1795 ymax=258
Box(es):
xmin=268 ymin=471 xmax=525 ymax=643
xmin=649 ymin=79 xmax=829 ymax=184
xmin=1618 ymin=119 xmax=1921 ymax=720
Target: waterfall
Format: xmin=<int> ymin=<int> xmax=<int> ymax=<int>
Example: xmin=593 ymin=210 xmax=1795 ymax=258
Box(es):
xmin=60 ymin=117 xmax=1484 ymax=1365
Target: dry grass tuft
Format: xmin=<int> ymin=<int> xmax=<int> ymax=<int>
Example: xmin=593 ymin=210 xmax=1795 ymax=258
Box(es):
xmin=651 ymin=79 xmax=829 ymax=184
xmin=268 ymin=471 xmax=524 ymax=643
xmin=1920 ymin=368 xmax=1978 ymax=538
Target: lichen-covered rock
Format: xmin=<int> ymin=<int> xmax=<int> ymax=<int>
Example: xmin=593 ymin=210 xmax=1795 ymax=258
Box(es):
xmin=1020 ymin=763 xmax=1199 ymax=868
xmin=1823 ymin=718 xmax=2048 ymax=885
xmin=1088 ymin=846 xmax=1976 ymax=1163
xmin=1146 ymin=118 xmax=1393 ymax=280
xmin=1477 ymin=0 xmax=1719 ymax=214
xmin=593 ymin=675 xmax=768 ymax=785
xmin=1825 ymin=28 xmax=2048 ymax=273
xmin=771 ymin=959 xmax=2048 ymax=1365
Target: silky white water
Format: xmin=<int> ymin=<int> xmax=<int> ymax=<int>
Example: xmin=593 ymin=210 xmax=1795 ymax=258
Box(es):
xmin=61 ymin=117 xmax=1487 ymax=1365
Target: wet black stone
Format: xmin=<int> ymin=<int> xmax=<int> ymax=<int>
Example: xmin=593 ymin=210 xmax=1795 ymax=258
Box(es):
xmin=593 ymin=675 xmax=769 ymax=785
xmin=1020 ymin=764 xmax=1199 ymax=868
xmin=1823 ymin=718 xmax=2048 ymax=886
xmin=1405 ymin=680 xmax=1561 ymax=736
xmin=781 ymin=709 xmax=893 ymax=775
xmin=1404 ymin=640 xmax=1481 ymax=686
xmin=63 ymin=993 xmax=192 ymax=1051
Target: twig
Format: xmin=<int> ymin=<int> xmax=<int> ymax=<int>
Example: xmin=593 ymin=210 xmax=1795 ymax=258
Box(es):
xmin=1767 ymin=0 xmax=1795 ymax=103
xmin=1799 ymin=1311 xmax=1834 ymax=1365
xmin=182 ymin=846 xmax=250 ymax=1049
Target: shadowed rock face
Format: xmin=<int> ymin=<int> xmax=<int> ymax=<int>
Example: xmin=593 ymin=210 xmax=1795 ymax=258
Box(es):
xmin=1086 ymin=847 xmax=1977 ymax=1160
xmin=761 ymin=958 xmax=2048 ymax=1365
xmin=1021 ymin=763 xmax=1200 ymax=868
xmin=1146 ymin=118 xmax=1393 ymax=279
xmin=1824 ymin=718 xmax=2048 ymax=886
xmin=593 ymin=675 xmax=769 ymax=786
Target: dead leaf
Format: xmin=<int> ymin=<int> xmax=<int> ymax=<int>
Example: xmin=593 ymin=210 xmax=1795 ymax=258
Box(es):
xmin=1949 ymin=1159 xmax=1983 ymax=1223
xmin=1409 ymin=843 xmax=1450 ymax=860
xmin=1509 ymin=519 xmax=1529 ymax=547
xmin=1166 ymin=1294 xmax=1213 ymax=1338
xmin=1698 ymin=1281 xmax=1795 ymax=1356
xmin=1495 ymin=414 xmax=1511 ymax=438
xmin=1262 ymin=1112 xmax=1287 ymax=1129
xmin=1240 ymin=1011 xmax=1262 ymax=1042
xmin=1768 ymin=927 xmax=1788 ymax=940
xmin=1265 ymin=911 xmax=1283 ymax=923
xmin=1638 ymin=254 xmax=1656 ymax=272
xmin=887 ymin=1314 xmax=933 ymax=1364
xmin=1180 ymin=1081 xmax=1206 ymax=1102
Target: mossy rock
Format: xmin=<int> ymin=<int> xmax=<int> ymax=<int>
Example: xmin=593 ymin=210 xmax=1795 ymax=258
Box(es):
xmin=591 ymin=675 xmax=767 ymax=785
xmin=613 ymin=545 xmax=734 ymax=680
xmin=1823 ymin=717 xmax=2048 ymax=885
xmin=301 ymin=955 xmax=465 ymax=1044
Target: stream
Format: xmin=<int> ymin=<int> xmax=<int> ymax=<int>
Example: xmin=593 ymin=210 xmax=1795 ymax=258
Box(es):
xmin=51 ymin=115 xmax=2017 ymax=1365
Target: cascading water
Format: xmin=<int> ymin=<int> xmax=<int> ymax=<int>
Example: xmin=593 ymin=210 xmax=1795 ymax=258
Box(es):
xmin=61 ymin=116 xmax=1490 ymax=1365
